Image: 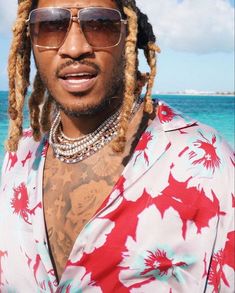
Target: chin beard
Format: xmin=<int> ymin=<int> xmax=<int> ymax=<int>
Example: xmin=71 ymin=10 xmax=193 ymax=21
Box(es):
xmin=52 ymin=94 xmax=122 ymax=118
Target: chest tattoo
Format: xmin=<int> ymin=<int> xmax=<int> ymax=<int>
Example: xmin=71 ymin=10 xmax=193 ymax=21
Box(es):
xmin=43 ymin=145 xmax=127 ymax=281
xmin=43 ymin=108 xmax=149 ymax=281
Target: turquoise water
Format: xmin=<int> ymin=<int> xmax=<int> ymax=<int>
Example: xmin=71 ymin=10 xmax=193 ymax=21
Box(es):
xmin=0 ymin=91 xmax=234 ymax=166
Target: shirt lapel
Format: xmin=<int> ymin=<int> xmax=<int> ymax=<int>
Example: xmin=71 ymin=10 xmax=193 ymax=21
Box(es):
xmin=112 ymin=100 xmax=197 ymax=197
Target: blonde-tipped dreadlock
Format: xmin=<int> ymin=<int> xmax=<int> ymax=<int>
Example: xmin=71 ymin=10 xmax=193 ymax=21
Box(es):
xmin=40 ymin=94 xmax=53 ymax=133
xmin=112 ymin=0 xmax=160 ymax=152
xmin=7 ymin=0 xmax=160 ymax=153
xmin=7 ymin=0 xmax=32 ymax=151
xmin=143 ymin=42 xmax=161 ymax=114
xmin=112 ymin=6 xmax=138 ymax=152
xmin=28 ymin=71 xmax=46 ymax=141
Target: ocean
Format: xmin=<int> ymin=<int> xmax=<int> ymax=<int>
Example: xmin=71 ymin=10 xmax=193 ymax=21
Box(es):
xmin=0 ymin=91 xmax=234 ymax=166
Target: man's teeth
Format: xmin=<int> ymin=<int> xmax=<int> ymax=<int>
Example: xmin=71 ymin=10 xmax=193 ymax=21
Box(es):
xmin=64 ymin=73 xmax=93 ymax=78
xmin=62 ymin=73 xmax=95 ymax=84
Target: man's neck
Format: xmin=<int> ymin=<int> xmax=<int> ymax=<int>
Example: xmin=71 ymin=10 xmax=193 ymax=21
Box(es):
xmin=60 ymin=99 xmax=121 ymax=138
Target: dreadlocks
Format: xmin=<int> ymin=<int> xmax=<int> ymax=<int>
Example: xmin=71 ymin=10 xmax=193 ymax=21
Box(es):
xmin=112 ymin=0 xmax=160 ymax=151
xmin=7 ymin=0 xmax=32 ymax=151
xmin=6 ymin=0 xmax=160 ymax=152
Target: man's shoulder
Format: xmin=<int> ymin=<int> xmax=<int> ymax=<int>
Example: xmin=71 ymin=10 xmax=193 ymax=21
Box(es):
xmin=144 ymin=102 xmax=234 ymax=204
xmin=1 ymin=128 xmax=47 ymax=177
xmin=153 ymin=100 xmax=232 ymax=150
xmin=147 ymin=100 xmax=234 ymax=175
xmin=13 ymin=128 xmax=43 ymax=157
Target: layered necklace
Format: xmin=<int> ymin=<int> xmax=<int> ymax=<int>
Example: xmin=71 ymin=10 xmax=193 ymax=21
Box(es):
xmin=49 ymin=98 xmax=142 ymax=164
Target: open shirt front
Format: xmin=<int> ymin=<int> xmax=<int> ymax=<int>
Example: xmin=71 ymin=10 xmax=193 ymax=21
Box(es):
xmin=0 ymin=101 xmax=234 ymax=292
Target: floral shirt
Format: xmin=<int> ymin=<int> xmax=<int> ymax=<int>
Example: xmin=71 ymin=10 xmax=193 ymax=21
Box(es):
xmin=0 ymin=101 xmax=234 ymax=293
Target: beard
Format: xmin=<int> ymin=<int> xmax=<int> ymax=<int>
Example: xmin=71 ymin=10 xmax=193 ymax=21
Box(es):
xmin=54 ymin=97 xmax=119 ymax=118
xmin=38 ymin=55 xmax=125 ymax=118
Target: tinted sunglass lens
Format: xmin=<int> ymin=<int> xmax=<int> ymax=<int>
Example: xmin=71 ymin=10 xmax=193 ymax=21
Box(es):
xmin=29 ymin=8 xmax=70 ymax=48
xmin=80 ymin=8 xmax=122 ymax=48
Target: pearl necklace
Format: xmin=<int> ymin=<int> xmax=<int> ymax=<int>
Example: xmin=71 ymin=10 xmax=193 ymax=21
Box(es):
xmin=49 ymin=98 xmax=142 ymax=164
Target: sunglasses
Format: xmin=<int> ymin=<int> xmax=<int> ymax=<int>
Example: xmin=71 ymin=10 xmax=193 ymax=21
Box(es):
xmin=26 ymin=7 xmax=127 ymax=49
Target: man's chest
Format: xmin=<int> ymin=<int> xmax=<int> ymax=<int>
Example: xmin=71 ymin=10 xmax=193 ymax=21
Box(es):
xmin=43 ymin=145 xmax=126 ymax=279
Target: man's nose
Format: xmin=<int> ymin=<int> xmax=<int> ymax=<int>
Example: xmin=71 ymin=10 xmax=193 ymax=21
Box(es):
xmin=58 ymin=21 xmax=93 ymax=58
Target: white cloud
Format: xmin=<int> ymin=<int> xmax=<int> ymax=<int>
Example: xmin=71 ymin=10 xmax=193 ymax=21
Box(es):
xmin=0 ymin=0 xmax=233 ymax=54
xmin=0 ymin=1 xmax=17 ymax=36
xmin=136 ymin=0 xmax=234 ymax=53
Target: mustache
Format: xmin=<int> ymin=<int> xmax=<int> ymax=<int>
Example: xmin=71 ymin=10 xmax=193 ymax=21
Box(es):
xmin=55 ymin=59 xmax=101 ymax=77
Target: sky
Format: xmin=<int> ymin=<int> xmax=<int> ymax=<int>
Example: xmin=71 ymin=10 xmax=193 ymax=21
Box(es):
xmin=0 ymin=0 xmax=234 ymax=93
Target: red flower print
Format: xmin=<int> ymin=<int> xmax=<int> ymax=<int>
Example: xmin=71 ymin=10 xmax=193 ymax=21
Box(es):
xmin=5 ymin=152 xmax=18 ymax=172
xmin=223 ymin=231 xmax=235 ymax=270
xmin=57 ymin=285 xmax=72 ymax=293
xmin=134 ymin=132 xmax=153 ymax=165
xmin=114 ymin=175 xmax=126 ymax=195
xmin=179 ymin=129 xmax=188 ymax=134
xmin=208 ymin=231 xmax=235 ymax=292
xmin=232 ymin=194 xmax=235 ymax=208
xmin=33 ymin=254 xmax=42 ymax=285
xmin=178 ymin=146 xmax=189 ymax=158
xmin=66 ymin=285 xmax=72 ymax=293
xmin=208 ymin=250 xmax=229 ymax=293
xmin=189 ymin=133 xmax=221 ymax=173
xmin=21 ymin=151 xmax=33 ymax=167
xmin=25 ymin=253 xmax=57 ymax=291
xmin=23 ymin=129 xmax=33 ymax=138
xmin=47 ymin=269 xmax=58 ymax=287
xmin=11 ymin=183 xmax=31 ymax=224
xmin=48 ymin=281 xmax=54 ymax=292
xmin=42 ymin=141 xmax=49 ymax=158
xmin=155 ymin=173 xmax=226 ymax=239
xmin=141 ymin=249 xmax=187 ymax=278
xmin=158 ymin=104 xmax=177 ymax=123
xmin=0 ymin=250 xmax=8 ymax=286
xmin=11 ymin=183 xmax=42 ymax=224
xmin=25 ymin=252 xmax=33 ymax=269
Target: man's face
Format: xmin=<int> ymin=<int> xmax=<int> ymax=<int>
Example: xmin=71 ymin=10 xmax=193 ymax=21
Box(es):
xmin=32 ymin=0 xmax=126 ymax=116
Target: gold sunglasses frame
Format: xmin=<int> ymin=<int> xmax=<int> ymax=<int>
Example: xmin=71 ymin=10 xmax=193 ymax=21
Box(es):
xmin=26 ymin=6 xmax=128 ymax=49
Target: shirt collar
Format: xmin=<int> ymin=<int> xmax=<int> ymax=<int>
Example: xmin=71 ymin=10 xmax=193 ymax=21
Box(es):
xmin=156 ymin=100 xmax=197 ymax=132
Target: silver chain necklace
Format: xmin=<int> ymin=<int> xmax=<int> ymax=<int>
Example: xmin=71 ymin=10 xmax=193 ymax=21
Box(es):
xmin=49 ymin=98 xmax=142 ymax=164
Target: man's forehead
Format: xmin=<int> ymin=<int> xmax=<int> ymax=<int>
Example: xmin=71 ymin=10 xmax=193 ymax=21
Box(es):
xmin=36 ymin=0 xmax=119 ymax=9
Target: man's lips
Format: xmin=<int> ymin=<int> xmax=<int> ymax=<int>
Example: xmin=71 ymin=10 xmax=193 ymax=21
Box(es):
xmin=57 ymin=64 xmax=99 ymax=93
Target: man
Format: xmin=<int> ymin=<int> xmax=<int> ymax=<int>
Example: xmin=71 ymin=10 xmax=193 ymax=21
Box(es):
xmin=0 ymin=0 xmax=234 ymax=292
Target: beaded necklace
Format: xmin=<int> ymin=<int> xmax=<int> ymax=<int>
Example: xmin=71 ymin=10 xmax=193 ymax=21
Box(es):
xmin=49 ymin=98 xmax=142 ymax=164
